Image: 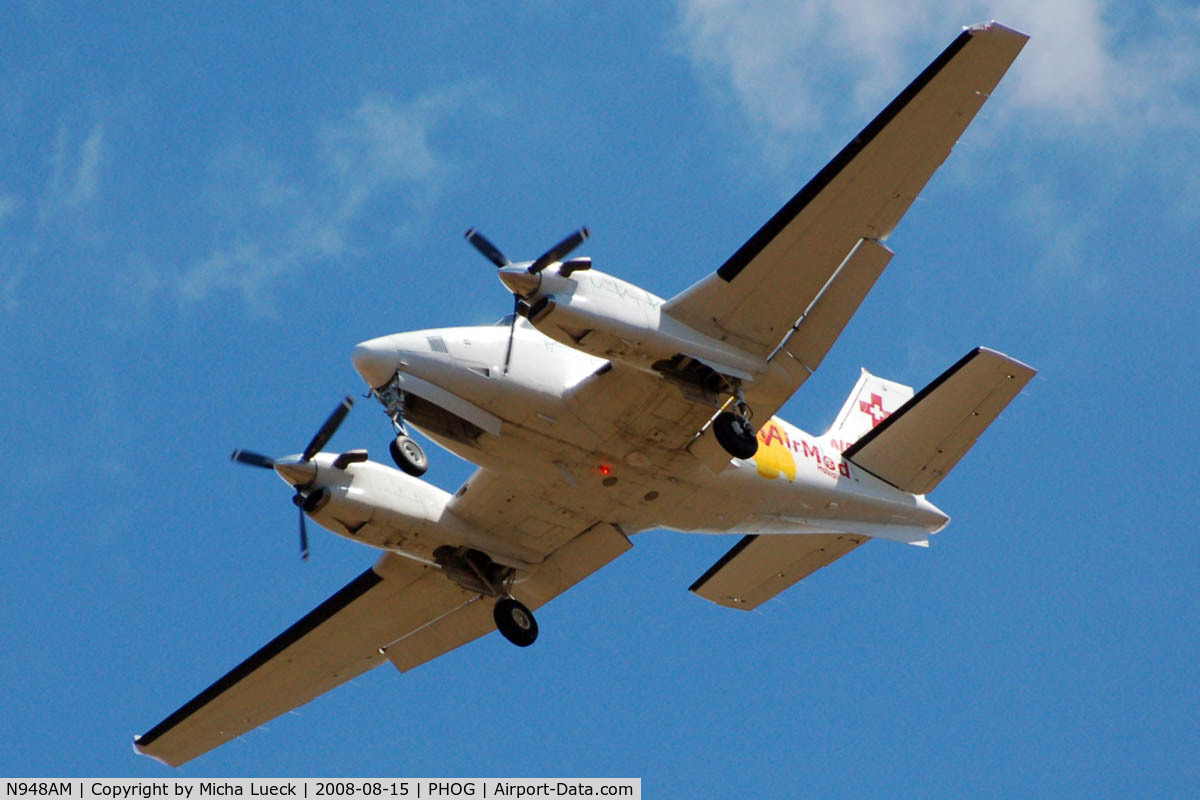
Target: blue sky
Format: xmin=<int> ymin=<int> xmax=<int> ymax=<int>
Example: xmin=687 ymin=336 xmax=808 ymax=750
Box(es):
xmin=3 ymin=1 xmax=1198 ymax=794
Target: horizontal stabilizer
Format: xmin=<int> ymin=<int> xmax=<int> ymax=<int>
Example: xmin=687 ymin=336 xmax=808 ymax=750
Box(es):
xmin=690 ymin=533 xmax=867 ymax=610
xmin=843 ymin=347 xmax=1035 ymax=494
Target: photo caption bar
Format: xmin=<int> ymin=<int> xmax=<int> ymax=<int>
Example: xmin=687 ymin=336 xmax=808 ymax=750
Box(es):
xmin=2 ymin=780 xmax=640 ymax=800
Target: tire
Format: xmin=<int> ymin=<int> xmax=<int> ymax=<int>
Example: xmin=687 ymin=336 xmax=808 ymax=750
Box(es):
xmin=389 ymin=435 xmax=429 ymax=477
xmin=493 ymin=598 xmax=539 ymax=647
xmin=713 ymin=411 xmax=759 ymax=459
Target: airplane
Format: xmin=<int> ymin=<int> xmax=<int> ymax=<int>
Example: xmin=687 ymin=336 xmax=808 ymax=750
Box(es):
xmin=135 ymin=22 xmax=1034 ymax=766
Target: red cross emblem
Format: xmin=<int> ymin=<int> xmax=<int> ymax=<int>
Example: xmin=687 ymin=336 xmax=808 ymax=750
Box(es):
xmin=860 ymin=393 xmax=888 ymax=427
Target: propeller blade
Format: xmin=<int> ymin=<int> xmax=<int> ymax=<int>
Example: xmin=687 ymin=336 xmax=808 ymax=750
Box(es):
xmin=231 ymin=449 xmax=276 ymax=469
xmin=298 ymin=504 xmax=310 ymax=561
xmin=302 ymin=396 xmax=354 ymax=462
xmin=528 ymin=227 xmax=589 ymax=274
xmin=502 ymin=296 xmax=519 ymax=375
xmin=464 ymin=228 xmax=510 ymax=267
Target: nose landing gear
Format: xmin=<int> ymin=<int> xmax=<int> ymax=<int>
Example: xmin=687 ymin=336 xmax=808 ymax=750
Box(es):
xmin=372 ymin=374 xmax=429 ymax=477
xmin=389 ymin=434 xmax=428 ymax=477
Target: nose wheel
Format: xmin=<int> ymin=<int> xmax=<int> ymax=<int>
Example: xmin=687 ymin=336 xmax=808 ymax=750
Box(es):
xmin=371 ymin=375 xmax=431 ymax=477
xmin=389 ymin=434 xmax=428 ymax=477
xmin=493 ymin=597 xmax=538 ymax=647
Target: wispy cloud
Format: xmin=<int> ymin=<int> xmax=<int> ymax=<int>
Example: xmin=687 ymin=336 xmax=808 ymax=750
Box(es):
xmin=0 ymin=192 xmax=17 ymax=225
xmin=42 ymin=122 xmax=105 ymax=219
xmin=675 ymin=1 xmax=1199 ymax=144
xmin=1 ymin=190 xmax=20 ymax=313
xmin=173 ymin=89 xmax=470 ymax=311
xmin=673 ymin=0 xmax=1200 ymax=293
xmin=2 ymin=120 xmax=105 ymax=314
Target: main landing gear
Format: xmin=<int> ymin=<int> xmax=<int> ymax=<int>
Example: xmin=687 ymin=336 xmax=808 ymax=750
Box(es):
xmin=493 ymin=597 xmax=539 ymax=647
xmin=372 ymin=374 xmax=428 ymax=477
xmin=434 ymin=545 xmax=539 ymax=648
xmin=712 ymin=383 xmax=759 ymax=459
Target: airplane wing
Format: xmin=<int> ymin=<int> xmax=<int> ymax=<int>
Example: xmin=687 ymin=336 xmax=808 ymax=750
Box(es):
xmin=554 ymin=25 xmax=1027 ymax=477
xmin=134 ymin=553 xmax=475 ymax=766
xmin=135 ymin=518 xmax=630 ymax=766
xmin=690 ymin=533 xmax=868 ymax=610
xmin=663 ymin=22 xmax=1028 ymax=410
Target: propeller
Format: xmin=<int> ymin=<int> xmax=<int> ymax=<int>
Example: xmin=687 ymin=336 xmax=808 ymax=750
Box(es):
xmin=231 ymin=396 xmax=354 ymax=561
xmin=463 ymin=227 xmax=590 ymax=374
xmin=527 ymin=227 xmax=589 ymax=274
xmin=464 ymin=228 xmax=510 ymax=268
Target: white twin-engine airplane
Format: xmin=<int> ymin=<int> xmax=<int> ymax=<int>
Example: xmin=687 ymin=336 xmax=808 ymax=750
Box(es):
xmin=137 ymin=22 xmax=1034 ymax=766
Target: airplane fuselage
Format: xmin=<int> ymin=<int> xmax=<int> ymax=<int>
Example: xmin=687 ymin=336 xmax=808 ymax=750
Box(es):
xmin=340 ymin=319 xmax=948 ymax=567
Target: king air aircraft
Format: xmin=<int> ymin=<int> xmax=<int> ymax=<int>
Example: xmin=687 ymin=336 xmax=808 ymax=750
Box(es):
xmin=137 ymin=22 xmax=1035 ymax=765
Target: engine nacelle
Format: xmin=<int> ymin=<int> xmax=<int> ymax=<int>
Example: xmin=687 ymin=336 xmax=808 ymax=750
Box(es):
xmin=525 ymin=266 xmax=765 ymax=387
xmin=300 ymin=456 xmax=542 ymax=567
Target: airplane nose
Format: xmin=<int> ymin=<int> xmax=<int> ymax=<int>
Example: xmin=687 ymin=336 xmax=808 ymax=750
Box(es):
xmin=352 ymin=337 xmax=400 ymax=389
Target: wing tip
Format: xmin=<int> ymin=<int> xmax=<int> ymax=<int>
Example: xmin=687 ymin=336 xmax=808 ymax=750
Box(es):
xmin=973 ymin=345 xmax=1038 ymax=381
xmin=966 ymin=20 xmax=1030 ymax=42
xmin=132 ymin=735 xmax=177 ymax=767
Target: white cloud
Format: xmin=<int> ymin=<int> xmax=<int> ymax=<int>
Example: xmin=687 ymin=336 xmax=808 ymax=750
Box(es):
xmin=673 ymin=0 xmax=1200 ymax=296
xmin=70 ymin=124 xmax=105 ymax=207
xmin=174 ymin=90 xmax=469 ymax=310
xmin=0 ymin=192 xmax=16 ymax=224
xmin=675 ymin=0 xmax=1199 ymax=143
xmin=42 ymin=122 xmax=105 ymax=220
xmin=0 ymin=192 xmax=19 ymax=312
xmin=2 ymin=119 xmax=105 ymax=315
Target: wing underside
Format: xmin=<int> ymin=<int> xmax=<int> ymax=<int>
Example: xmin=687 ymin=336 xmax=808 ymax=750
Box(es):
xmin=663 ymin=22 xmax=1028 ymax=431
xmin=135 ymin=521 xmax=631 ymax=767
xmin=134 ymin=554 xmax=469 ymax=766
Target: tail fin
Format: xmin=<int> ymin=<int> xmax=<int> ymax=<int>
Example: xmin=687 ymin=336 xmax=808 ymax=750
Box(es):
xmin=826 ymin=368 xmax=914 ymax=449
xmin=843 ymin=347 xmax=1036 ymax=494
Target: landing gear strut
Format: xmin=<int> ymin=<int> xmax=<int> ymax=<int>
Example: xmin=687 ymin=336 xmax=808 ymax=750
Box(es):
xmin=373 ymin=374 xmax=429 ymax=477
xmin=493 ymin=597 xmax=538 ymax=647
xmin=713 ymin=383 xmax=758 ymax=459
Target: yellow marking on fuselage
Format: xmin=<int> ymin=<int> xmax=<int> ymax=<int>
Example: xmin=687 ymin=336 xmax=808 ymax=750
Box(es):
xmin=754 ymin=419 xmax=796 ymax=482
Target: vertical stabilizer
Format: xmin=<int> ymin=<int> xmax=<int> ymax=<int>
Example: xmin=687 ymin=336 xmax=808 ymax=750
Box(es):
xmin=826 ymin=368 xmax=914 ymax=448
